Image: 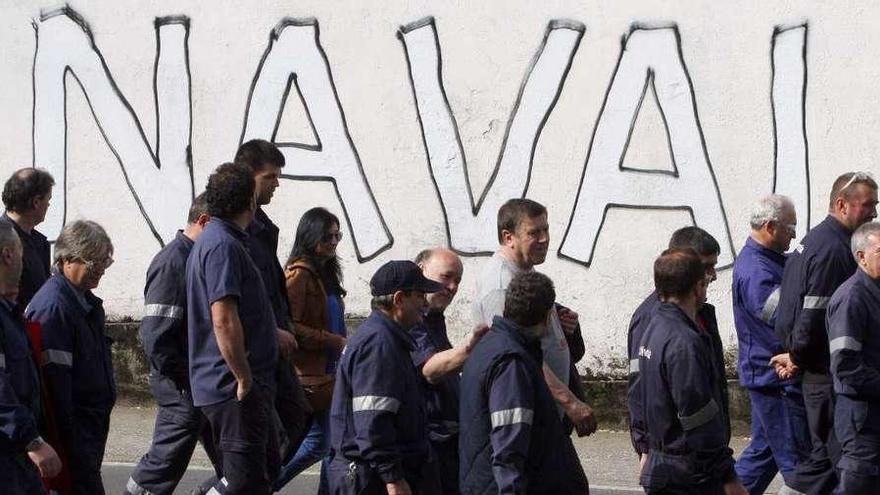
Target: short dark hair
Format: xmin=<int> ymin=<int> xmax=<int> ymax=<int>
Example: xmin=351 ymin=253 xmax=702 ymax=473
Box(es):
xmin=204 ymin=163 xmax=255 ymax=220
xmin=654 ymin=248 xmax=705 ymax=299
xmin=497 ymin=198 xmax=547 ymax=243
xmin=187 ymin=192 xmax=209 ymax=224
xmin=668 ymin=226 xmax=720 ymax=257
xmin=503 ymin=271 xmax=556 ymax=327
xmin=234 ymin=139 xmax=285 ymax=172
xmin=829 ymin=172 xmax=878 ymax=209
xmin=2 ymin=168 xmax=55 ymax=213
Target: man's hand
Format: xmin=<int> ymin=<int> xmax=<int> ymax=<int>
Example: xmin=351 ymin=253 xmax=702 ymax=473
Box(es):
xmin=464 ymin=324 xmax=490 ymax=354
xmin=386 ymin=479 xmax=413 ymax=495
xmin=770 ymin=353 xmax=799 ymax=379
xmin=277 ymin=328 xmax=298 ymax=359
xmin=723 ymin=480 xmax=749 ymax=495
xmin=566 ymin=399 xmax=598 ymax=437
xmin=639 ymin=453 xmax=648 ymax=473
xmin=558 ymin=307 xmax=579 ymax=335
xmin=236 ymin=376 xmax=253 ymax=401
xmin=27 ymin=441 xmax=62 ymax=478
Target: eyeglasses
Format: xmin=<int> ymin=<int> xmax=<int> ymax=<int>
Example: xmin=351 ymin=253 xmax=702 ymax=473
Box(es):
xmin=839 ymin=172 xmax=874 ymax=194
xmin=322 ymin=232 xmax=343 ymax=242
xmin=82 ymin=256 xmax=114 ymax=272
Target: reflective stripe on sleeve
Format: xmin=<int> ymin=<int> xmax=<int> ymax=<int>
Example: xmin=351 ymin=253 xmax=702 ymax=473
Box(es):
xmin=490 ymin=407 xmax=534 ymax=428
xmin=761 ymin=288 xmax=781 ymax=323
xmin=830 ymin=336 xmax=862 ymax=354
xmin=126 ymin=477 xmax=155 ymax=495
xmin=803 ymin=296 xmax=830 ymax=310
xmin=0 ymin=352 xmax=5 ymax=370
xmin=143 ymin=303 xmax=184 ymax=320
xmin=629 ymin=358 xmax=639 ymax=374
xmin=42 ymin=349 xmax=73 ymax=367
xmin=352 ymin=395 xmax=401 ymax=413
xmin=678 ymin=398 xmax=719 ymax=431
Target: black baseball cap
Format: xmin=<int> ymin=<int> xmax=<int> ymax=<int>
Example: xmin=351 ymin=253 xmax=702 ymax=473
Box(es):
xmin=370 ymin=260 xmax=444 ymax=296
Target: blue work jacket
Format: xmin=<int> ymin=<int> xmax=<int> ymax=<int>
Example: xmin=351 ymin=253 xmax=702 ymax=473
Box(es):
xmin=459 ymin=316 xmax=587 ymax=495
xmin=0 ymin=298 xmax=40 ymax=455
xmin=329 ymin=310 xmax=429 ymax=484
xmin=776 ymin=215 xmax=857 ymax=376
xmin=828 ymin=269 xmax=880 ymax=439
xmin=627 ymin=292 xmax=728 ymax=455
xmin=732 ymin=237 xmax=793 ymax=388
xmin=25 ymin=274 xmax=116 ymax=460
xmin=140 ymin=230 xmax=192 ymax=394
xmin=637 ymin=302 xmax=736 ymax=492
xmin=410 ymin=310 xmax=460 ymax=445
xmin=245 ymin=208 xmax=291 ymax=330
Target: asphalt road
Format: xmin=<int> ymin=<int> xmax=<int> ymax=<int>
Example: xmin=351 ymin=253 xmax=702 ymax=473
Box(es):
xmin=102 ymin=404 xmax=781 ymax=494
xmin=101 ymin=463 xmax=645 ymax=494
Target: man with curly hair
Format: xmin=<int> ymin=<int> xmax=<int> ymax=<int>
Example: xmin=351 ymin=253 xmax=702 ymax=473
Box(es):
xmin=186 ymin=163 xmax=280 ymax=494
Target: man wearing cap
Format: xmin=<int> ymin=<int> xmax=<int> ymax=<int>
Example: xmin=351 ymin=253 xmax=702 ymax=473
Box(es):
xmin=327 ymin=260 xmax=443 ymax=495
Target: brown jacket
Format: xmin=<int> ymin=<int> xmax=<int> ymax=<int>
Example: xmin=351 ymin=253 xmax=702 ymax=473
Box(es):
xmin=285 ymin=258 xmax=346 ymax=386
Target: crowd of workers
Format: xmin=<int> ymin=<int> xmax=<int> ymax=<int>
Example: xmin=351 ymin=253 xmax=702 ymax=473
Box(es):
xmin=0 ymin=137 xmax=878 ymax=495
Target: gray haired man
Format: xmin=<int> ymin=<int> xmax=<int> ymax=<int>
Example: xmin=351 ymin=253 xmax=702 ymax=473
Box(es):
xmin=732 ymin=195 xmax=809 ymax=493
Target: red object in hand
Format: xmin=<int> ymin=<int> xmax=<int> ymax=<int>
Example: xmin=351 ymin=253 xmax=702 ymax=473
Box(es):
xmin=25 ymin=320 xmax=72 ymax=493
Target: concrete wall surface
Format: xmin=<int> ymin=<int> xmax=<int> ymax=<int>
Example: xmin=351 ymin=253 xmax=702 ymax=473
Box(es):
xmin=1 ymin=1 xmax=874 ymax=376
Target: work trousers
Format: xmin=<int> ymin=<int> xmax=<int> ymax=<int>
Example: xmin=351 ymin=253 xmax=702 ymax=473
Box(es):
xmin=201 ymin=382 xmax=279 ymax=495
xmin=432 ymin=437 xmax=460 ymax=495
xmin=833 ymin=396 xmax=880 ymax=495
xmin=0 ymin=454 xmax=44 ymax=494
xmin=327 ymin=455 xmax=441 ymax=495
xmin=126 ymin=375 xmax=218 ymax=494
xmin=784 ymin=377 xmax=839 ymax=495
xmin=735 ymin=386 xmax=810 ymax=494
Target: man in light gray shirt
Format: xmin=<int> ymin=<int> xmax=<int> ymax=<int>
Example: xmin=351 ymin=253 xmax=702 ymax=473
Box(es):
xmin=473 ymin=198 xmax=597 ymax=435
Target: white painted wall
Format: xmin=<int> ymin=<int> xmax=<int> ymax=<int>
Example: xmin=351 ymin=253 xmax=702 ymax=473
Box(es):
xmin=0 ymin=1 xmax=874 ymax=375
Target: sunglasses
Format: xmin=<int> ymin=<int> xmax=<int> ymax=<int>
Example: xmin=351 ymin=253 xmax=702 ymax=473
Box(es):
xmin=322 ymin=232 xmax=343 ymax=242
xmin=839 ymin=172 xmax=874 ymax=193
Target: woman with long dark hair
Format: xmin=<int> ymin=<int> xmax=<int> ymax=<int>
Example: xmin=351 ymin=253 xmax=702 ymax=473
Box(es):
xmin=274 ymin=207 xmax=346 ymax=493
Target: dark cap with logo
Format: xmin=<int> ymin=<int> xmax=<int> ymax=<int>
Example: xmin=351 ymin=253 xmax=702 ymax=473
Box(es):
xmin=370 ymin=260 xmax=444 ymax=296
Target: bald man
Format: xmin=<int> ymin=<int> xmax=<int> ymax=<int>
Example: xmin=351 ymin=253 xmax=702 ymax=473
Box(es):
xmin=412 ymin=248 xmax=488 ymax=494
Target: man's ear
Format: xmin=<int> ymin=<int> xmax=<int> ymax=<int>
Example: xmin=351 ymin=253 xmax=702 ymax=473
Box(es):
xmin=392 ymin=290 xmax=405 ymax=307
xmin=500 ymin=229 xmax=515 ymax=246
xmin=0 ymin=246 xmax=11 ymax=265
xmin=196 ymin=214 xmax=210 ymax=228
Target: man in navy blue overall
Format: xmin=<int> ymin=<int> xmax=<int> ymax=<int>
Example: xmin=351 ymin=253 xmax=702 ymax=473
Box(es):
xmin=187 ymin=163 xmax=279 ymax=494
xmin=411 ymin=248 xmax=488 ymax=494
xmin=733 ymin=195 xmax=809 ymax=494
xmin=0 ymin=220 xmax=61 ymax=493
xmin=27 ymin=219 xmax=116 ymax=495
xmin=827 ymin=222 xmax=880 ymax=494
xmin=235 ymin=139 xmax=310 ymax=462
xmin=775 ymin=172 xmax=878 ymax=495
xmin=328 ymin=260 xmax=443 ymax=495
xmin=459 ymin=271 xmax=588 ymax=495
xmin=638 ymin=248 xmax=746 ymax=494
xmin=627 ymin=226 xmax=729 ymax=467
xmin=125 ymin=194 xmax=217 ymax=495
xmin=0 ymin=167 xmax=54 ymax=312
